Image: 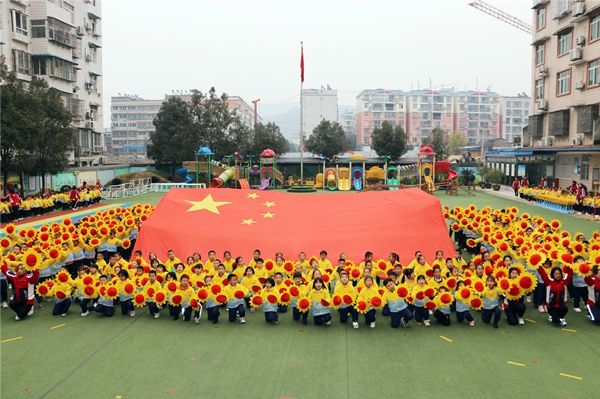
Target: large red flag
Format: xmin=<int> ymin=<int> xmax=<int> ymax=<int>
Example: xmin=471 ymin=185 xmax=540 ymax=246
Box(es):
xmin=300 ymin=42 xmax=304 ymax=83
xmin=134 ymin=188 xmax=454 ymax=263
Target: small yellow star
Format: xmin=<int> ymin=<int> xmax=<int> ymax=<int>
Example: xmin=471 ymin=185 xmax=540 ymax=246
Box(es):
xmin=247 ymin=193 xmax=259 ymax=199
xmin=241 ymin=218 xmax=256 ymax=225
xmin=264 ymin=201 xmax=276 ymax=208
xmin=185 ymin=194 xmax=231 ymax=214
xmin=262 ymin=212 xmax=276 ymax=218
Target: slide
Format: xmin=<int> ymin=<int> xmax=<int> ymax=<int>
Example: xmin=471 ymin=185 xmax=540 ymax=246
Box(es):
xmin=387 ymin=178 xmax=399 ymax=190
xmin=325 ymin=168 xmax=337 ymax=191
xmin=447 ymin=169 xmax=458 ymax=182
xmin=424 ymin=175 xmax=435 ymax=193
xmin=259 ymin=178 xmax=271 ymax=190
xmin=315 ymin=173 xmax=324 ymax=189
xmin=238 ymin=179 xmax=250 ymax=189
xmin=175 ymin=167 xmax=195 ymax=184
xmin=338 ymin=168 xmax=350 ymax=191
xmin=352 ymin=166 xmax=363 ymax=191
xmin=211 ymin=168 xmax=235 ymax=188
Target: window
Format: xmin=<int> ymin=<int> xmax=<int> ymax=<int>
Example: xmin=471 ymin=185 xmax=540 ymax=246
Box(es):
xmin=385 ymin=103 xmax=394 ymax=111
xmin=582 ymin=156 xmax=590 ymax=180
xmin=536 ymin=7 xmax=546 ymax=30
xmin=557 ymin=69 xmax=571 ymax=96
xmin=535 ymin=78 xmax=544 ymax=100
xmin=47 ymin=18 xmax=75 ymax=47
xmin=536 ymin=44 xmax=545 ymax=66
xmin=32 ymin=57 xmax=46 ymax=75
xmin=11 ymin=9 xmax=28 ymax=36
xmin=591 ymin=14 xmax=600 ymax=42
xmin=588 ymin=59 xmax=600 ymax=86
xmin=31 ymin=20 xmax=46 ymax=37
xmin=558 ymin=30 xmax=572 ymax=56
xmin=12 ymin=50 xmax=31 ymax=75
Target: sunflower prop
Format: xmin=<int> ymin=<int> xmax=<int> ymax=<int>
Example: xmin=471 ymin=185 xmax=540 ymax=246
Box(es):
xmin=250 ymin=295 xmax=263 ymax=308
xmin=82 ymin=285 xmax=97 ymax=299
xmin=36 ymin=280 xmax=54 ymax=297
xmin=435 ymin=292 xmax=454 ymax=308
xmin=22 ymin=249 xmax=41 ymax=272
xmin=170 ymin=293 xmax=184 ymax=306
xmin=279 ymin=291 xmax=291 ymax=305
xmin=469 ymin=296 xmax=484 ymax=311
xmin=297 ymin=297 xmax=311 ymax=313
xmin=133 ymin=292 xmax=147 ymax=308
xmin=153 ymin=290 xmax=168 ymax=305
xmin=105 ymin=285 xmax=119 ymax=300
xmin=355 ymin=300 xmax=369 ymax=314
xmin=573 ymin=262 xmax=593 ymax=278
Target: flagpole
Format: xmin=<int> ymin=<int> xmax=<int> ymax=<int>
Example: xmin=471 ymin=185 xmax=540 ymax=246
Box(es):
xmin=300 ymin=41 xmax=304 ymax=185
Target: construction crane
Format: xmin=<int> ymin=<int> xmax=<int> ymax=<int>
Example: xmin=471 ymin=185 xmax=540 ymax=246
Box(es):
xmin=468 ymin=0 xmax=533 ymax=34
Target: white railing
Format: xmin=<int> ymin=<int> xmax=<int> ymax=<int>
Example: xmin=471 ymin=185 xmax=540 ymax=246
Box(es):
xmin=150 ymin=183 xmax=207 ymax=192
xmin=102 ymin=177 xmax=152 ymax=199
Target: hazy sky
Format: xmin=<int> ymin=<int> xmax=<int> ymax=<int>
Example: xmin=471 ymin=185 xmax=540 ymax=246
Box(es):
xmin=102 ymin=0 xmax=532 ymax=124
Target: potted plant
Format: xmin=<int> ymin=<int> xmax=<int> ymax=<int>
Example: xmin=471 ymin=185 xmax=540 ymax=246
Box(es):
xmin=487 ymin=169 xmax=504 ymax=191
xmin=478 ymin=168 xmax=491 ymax=188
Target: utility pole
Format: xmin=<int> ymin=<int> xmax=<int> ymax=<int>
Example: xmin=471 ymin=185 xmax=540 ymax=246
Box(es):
xmin=252 ymin=99 xmax=261 ymax=128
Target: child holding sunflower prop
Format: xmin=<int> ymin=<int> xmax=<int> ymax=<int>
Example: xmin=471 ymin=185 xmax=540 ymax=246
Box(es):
xmin=308 ymin=278 xmax=332 ymax=326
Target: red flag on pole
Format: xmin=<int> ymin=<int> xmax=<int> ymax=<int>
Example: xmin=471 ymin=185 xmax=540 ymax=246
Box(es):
xmin=300 ymin=42 xmax=304 ymax=83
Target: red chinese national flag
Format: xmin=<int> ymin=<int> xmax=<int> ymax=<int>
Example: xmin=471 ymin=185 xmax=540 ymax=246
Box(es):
xmin=300 ymin=42 xmax=304 ymax=83
xmin=134 ymin=188 xmax=454 ymax=263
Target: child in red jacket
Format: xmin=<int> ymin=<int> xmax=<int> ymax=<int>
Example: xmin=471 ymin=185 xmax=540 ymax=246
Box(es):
xmin=538 ymin=265 xmax=573 ymax=326
xmin=1 ymin=263 xmax=40 ymax=320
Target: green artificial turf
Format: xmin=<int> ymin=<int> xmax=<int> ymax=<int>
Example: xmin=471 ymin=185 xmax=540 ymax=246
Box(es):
xmin=3 ymin=188 xmax=600 ymax=399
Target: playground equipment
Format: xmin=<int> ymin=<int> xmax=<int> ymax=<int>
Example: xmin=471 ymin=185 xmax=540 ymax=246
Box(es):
xmin=386 ymin=166 xmax=399 ymax=191
xmin=314 ymin=173 xmax=324 ymax=189
xmin=211 ymin=168 xmax=235 ymax=188
xmin=176 ymin=167 xmax=195 ymax=183
xmin=259 ymin=148 xmax=283 ymax=190
xmin=337 ymin=167 xmax=350 ymax=191
xmin=325 ymin=167 xmax=337 ymax=191
xmin=194 ymin=146 xmax=214 ymax=186
xmin=352 ymin=166 xmax=363 ymax=191
xmin=418 ymin=145 xmax=436 ymax=194
xmin=366 ymin=166 xmax=385 ymax=183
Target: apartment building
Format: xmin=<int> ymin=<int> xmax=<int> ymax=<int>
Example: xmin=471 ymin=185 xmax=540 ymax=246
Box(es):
xmin=110 ymin=93 xmax=261 ymax=156
xmin=355 ymin=89 xmax=407 ymax=146
xmin=0 ymin=0 xmax=104 ymax=166
xmin=356 ymin=89 xmax=512 ymax=147
xmin=501 ymin=95 xmax=531 ymax=144
xmin=111 ymin=95 xmax=162 ymax=156
xmin=301 ymin=87 xmax=338 ymax=139
xmin=527 ymin=0 xmax=600 ymax=189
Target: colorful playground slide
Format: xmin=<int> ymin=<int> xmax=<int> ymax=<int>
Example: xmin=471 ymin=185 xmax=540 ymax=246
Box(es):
xmin=387 ymin=166 xmax=399 ymax=191
xmin=352 ymin=166 xmax=363 ymax=191
xmin=259 ymin=178 xmax=271 ymax=190
xmin=175 ymin=167 xmax=195 ymax=183
xmin=337 ymin=168 xmax=350 ymax=191
xmin=424 ymin=174 xmax=435 ymax=192
xmin=315 ymin=173 xmax=324 ymax=189
xmin=325 ymin=168 xmax=337 ymax=191
xmin=211 ymin=168 xmax=235 ymax=188
xmin=238 ymin=179 xmax=250 ymax=189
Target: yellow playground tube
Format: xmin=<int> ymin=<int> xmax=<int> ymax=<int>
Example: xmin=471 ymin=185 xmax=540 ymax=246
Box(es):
xmin=337 ymin=167 xmax=350 ymax=191
xmin=421 ymin=163 xmax=435 ymax=193
xmin=315 ymin=173 xmax=324 ymax=189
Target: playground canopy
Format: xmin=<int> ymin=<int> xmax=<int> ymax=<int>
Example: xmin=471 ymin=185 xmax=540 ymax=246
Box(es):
xmin=134 ymin=188 xmax=454 ymax=263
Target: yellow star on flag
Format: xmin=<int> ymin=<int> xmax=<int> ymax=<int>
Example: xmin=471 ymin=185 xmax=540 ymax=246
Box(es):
xmin=264 ymin=201 xmax=276 ymax=208
xmin=247 ymin=193 xmax=259 ymax=199
xmin=241 ymin=218 xmax=256 ymax=225
xmin=185 ymin=194 xmax=231 ymax=214
xmin=262 ymin=212 xmax=275 ymax=219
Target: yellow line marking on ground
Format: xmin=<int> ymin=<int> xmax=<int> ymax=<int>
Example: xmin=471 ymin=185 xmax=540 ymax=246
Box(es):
xmin=50 ymin=323 xmax=66 ymax=330
xmin=439 ymin=335 xmax=453 ymax=343
xmin=1 ymin=336 xmax=23 ymax=343
xmin=561 ymin=328 xmax=576 ymax=333
xmin=560 ymin=373 xmax=583 ymax=381
xmin=507 ymin=361 xmax=525 ymax=367
xmin=524 ymin=318 xmax=536 ymax=323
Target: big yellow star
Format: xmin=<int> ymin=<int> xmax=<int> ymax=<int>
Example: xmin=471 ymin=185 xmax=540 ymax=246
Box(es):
xmin=247 ymin=193 xmax=259 ymax=199
xmin=185 ymin=194 xmax=231 ymax=214
xmin=264 ymin=201 xmax=276 ymax=208
xmin=262 ymin=212 xmax=275 ymax=219
xmin=241 ymin=218 xmax=256 ymax=225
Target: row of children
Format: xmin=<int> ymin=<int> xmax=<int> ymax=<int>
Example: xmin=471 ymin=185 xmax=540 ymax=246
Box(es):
xmin=1 ymin=185 xmax=102 ymax=223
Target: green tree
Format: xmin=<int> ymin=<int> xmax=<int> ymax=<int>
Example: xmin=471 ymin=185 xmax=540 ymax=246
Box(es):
xmin=250 ymin=122 xmax=289 ymax=157
xmin=25 ymin=78 xmax=75 ymax=188
xmin=371 ymin=121 xmax=408 ymax=160
xmin=148 ymin=97 xmax=196 ymax=170
xmin=305 ymin=120 xmax=351 ymax=160
xmin=448 ymin=131 xmax=468 ymax=155
xmin=422 ymin=128 xmax=448 ymax=160
xmin=0 ymin=70 xmax=74 ymax=192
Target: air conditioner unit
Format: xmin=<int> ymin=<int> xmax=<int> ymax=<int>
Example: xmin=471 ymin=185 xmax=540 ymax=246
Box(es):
xmin=76 ymin=27 xmax=84 ymax=36
xmin=573 ymin=138 xmax=583 ymax=146
xmin=86 ymin=121 xmax=94 ymax=129
xmin=576 ymin=80 xmax=585 ymax=90
xmin=570 ymin=47 xmax=583 ymax=61
xmin=573 ymin=2 xmax=586 ymax=17
xmin=538 ymin=65 xmax=549 ymax=76
xmin=541 ymin=136 xmax=553 ymax=146
xmin=575 ymin=35 xmax=586 ymax=46
xmin=85 ymin=53 xmax=92 ymax=62
xmin=537 ymin=99 xmax=548 ymax=110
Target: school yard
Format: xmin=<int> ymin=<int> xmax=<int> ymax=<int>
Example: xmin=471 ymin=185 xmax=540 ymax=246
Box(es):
xmin=2 ymin=189 xmax=599 ymax=399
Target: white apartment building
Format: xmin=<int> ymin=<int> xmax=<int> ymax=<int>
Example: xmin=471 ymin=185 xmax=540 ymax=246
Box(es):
xmin=1 ymin=0 xmax=104 ymax=166
xmin=339 ymin=110 xmax=357 ymax=148
xmin=301 ymin=86 xmax=338 ymax=138
xmin=111 ymin=95 xmax=162 ymax=156
xmin=528 ymin=0 xmax=600 ymax=188
xmin=501 ymin=95 xmax=530 ymax=144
